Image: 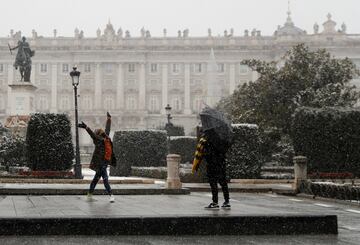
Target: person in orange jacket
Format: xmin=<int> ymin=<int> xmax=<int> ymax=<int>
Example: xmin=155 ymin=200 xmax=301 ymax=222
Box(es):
xmin=78 ymin=112 xmax=117 ymax=203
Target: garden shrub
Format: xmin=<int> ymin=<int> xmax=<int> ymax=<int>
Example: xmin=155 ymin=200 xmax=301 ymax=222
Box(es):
xmin=226 ymin=124 xmax=263 ymax=179
xmin=169 ymin=136 xmax=197 ymax=164
xmin=26 ymin=113 xmax=74 ymax=171
xmin=292 ymin=107 xmax=360 ymax=176
xmin=0 ymin=135 xmax=27 ymax=170
xmin=111 ymin=130 xmax=167 ymax=176
xmin=164 ymin=124 xmax=185 ymax=136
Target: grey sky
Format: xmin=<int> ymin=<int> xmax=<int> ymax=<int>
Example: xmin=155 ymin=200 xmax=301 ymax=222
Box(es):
xmin=1 ymin=0 xmax=359 ymax=37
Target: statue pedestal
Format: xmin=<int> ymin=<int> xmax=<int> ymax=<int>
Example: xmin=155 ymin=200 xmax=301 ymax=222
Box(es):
xmin=4 ymin=82 xmax=37 ymax=137
xmin=8 ymin=82 xmax=37 ymax=115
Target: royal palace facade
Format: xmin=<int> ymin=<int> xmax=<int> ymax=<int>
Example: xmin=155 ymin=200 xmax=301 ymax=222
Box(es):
xmin=0 ymin=12 xmax=360 ymax=146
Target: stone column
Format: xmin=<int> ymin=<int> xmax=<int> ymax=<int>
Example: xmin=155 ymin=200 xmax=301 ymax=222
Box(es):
xmin=139 ymin=62 xmax=146 ymax=110
xmin=166 ymin=154 xmax=182 ymax=189
xmin=6 ymin=63 xmax=14 ymax=114
xmin=116 ymin=63 xmax=124 ymax=110
xmin=94 ymin=63 xmax=102 ymax=110
xmin=229 ymin=63 xmax=236 ymax=94
xmin=184 ymin=63 xmax=191 ymax=114
xmin=161 ymin=63 xmax=168 ymax=114
xmin=293 ymin=156 xmax=308 ymax=192
xmin=50 ymin=63 xmax=58 ymax=113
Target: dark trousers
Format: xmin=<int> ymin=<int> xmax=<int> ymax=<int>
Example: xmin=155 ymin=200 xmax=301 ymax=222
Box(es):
xmin=89 ymin=164 xmax=112 ymax=195
xmin=206 ymin=155 xmax=230 ymax=204
xmin=209 ymin=175 xmax=229 ymax=204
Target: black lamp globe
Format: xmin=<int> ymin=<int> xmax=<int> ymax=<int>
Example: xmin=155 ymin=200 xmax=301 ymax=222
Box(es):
xmin=70 ymin=67 xmax=80 ymax=86
xmin=165 ymin=104 xmax=172 ymax=116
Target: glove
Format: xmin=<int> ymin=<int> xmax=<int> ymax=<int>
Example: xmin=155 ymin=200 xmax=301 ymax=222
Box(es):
xmin=78 ymin=121 xmax=87 ymax=129
xmin=107 ymin=112 xmax=111 ymax=118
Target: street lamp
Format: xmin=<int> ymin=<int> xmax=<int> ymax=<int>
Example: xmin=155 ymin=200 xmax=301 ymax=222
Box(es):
xmin=70 ymin=67 xmax=83 ymax=179
xmin=165 ymin=104 xmax=173 ymax=127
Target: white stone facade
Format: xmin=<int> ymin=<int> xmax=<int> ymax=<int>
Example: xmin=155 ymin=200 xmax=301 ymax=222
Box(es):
xmin=0 ymin=14 xmax=360 ymax=147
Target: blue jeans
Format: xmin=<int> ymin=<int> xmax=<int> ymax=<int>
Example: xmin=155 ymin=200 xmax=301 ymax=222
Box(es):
xmin=89 ymin=164 xmax=112 ymax=194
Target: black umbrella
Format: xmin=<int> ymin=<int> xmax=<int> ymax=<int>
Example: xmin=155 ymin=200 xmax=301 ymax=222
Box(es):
xmin=199 ymin=106 xmax=233 ymax=144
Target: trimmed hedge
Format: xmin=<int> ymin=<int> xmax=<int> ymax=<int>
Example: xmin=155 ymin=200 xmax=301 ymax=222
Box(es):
xmin=300 ymin=181 xmax=360 ymax=201
xmin=165 ymin=124 xmax=185 ymax=136
xmin=26 ymin=113 xmax=74 ymax=171
xmin=226 ymin=124 xmax=263 ymax=179
xmin=169 ymin=136 xmax=197 ymax=164
xmin=0 ymin=135 xmax=27 ymax=170
xmin=131 ymin=166 xmax=205 ymax=183
xmin=111 ymin=130 xmax=167 ymax=176
xmin=292 ymin=107 xmax=360 ymax=176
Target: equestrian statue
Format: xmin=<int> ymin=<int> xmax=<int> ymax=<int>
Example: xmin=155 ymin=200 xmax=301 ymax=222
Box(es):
xmin=8 ymin=36 xmax=35 ymax=82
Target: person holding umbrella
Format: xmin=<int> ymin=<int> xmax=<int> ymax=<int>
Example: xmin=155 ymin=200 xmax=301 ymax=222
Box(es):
xmin=192 ymin=106 xmax=233 ymax=209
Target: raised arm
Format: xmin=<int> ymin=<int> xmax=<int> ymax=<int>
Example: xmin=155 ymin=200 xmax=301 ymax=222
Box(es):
xmin=78 ymin=121 xmax=97 ymax=141
xmin=105 ymin=112 xmax=111 ymax=136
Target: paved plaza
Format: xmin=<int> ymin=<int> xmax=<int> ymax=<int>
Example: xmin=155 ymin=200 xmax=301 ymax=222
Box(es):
xmin=0 ymin=192 xmax=359 ymax=244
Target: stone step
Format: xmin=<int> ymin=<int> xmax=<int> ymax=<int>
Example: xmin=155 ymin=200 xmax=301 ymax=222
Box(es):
xmin=0 ymin=186 xmax=189 ymax=195
xmin=0 ymin=215 xmax=338 ymax=235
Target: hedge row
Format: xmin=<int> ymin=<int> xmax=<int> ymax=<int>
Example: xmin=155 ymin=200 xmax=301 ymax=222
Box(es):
xmin=165 ymin=124 xmax=185 ymax=136
xmin=292 ymin=107 xmax=360 ymax=176
xmin=226 ymin=124 xmax=263 ymax=179
xmin=111 ymin=130 xmax=168 ymax=176
xmin=300 ymin=181 xmax=360 ymax=201
xmin=26 ymin=113 xmax=74 ymax=171
xmin=0 ymin=135 xmax=27 ymax=170
xmin=131 ymin=166 xmax=205 ymax=183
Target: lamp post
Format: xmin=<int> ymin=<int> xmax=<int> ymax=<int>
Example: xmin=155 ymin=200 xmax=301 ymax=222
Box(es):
xmin=165 ymin=104 xmax=173 ymax=127
xmin=70 ymin=67 xmax=83 ymax=179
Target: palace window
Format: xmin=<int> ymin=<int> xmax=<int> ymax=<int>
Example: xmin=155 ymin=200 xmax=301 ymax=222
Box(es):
xmin=62 ymin=64 xmax=69 ymax=73
xmin=217 ymin=63 xmax=225 ymax=73
xmin=239 ymin=64 xmax=248 ymax=74
xmin=150 ymin=63 xmax=158 ymax=73
xmin=149 ymin=95 xmax=159 ymax=112
xmin=126 ymin=95 xmax=137 ymax=110
xmin=128 ymin=64 xmax=136 ymax=73
xmin=40 ymin=64 xmax=48 ymax=73
xmin=104 ymin=97 xmax=115 ymax=110
xmin=60 ymin=95 xmax=70 ymax=111
xmin=84 ymin=63 xmax=91 ymax=72
xmin=193 ymin=63 xmax=202 ymax=73
xmin=38 ymin=95 xmax=48 ymax=111
xmin=172 ymin=63 xmax=180 ymax=73
xmin=82 ymin=95 xmax=93 ymax=110
xmin=171 ymin=97 xmax=182 ymax=111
